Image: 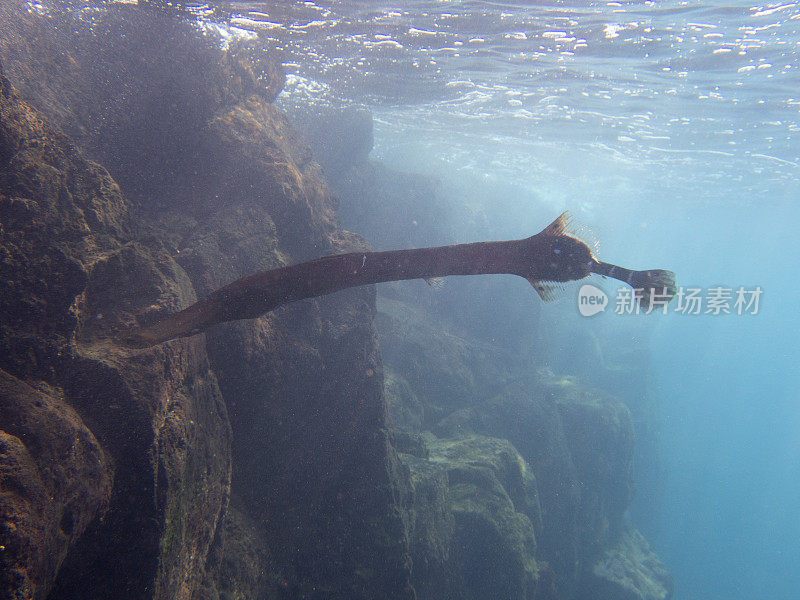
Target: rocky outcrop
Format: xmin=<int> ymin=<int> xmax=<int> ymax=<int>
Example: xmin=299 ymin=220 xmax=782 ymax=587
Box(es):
xmin=1 ymin=56 xmax=232 ymax=600
xmin=396 ymin=433 xmax=541 ymax=600
xmin=0 ymin=372 xmax=112 ymax=600
xmin=579 ymin=528 xmax=673 ymax=600
xmin=1 ymin=4 xmax=411 ymax=600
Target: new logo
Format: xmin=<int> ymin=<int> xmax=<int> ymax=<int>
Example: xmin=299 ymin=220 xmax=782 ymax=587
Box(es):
xmin=578 ymin=284 xmax=608 ymax=316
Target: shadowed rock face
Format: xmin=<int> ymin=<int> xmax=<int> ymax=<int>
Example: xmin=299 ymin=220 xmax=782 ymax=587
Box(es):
xmin=0 ymin=372 xmax=112 ymax=600
xmin=1 ymin=3 xmax=411 ymax=600
xmin=1 ymin=54 xmax=232 ymax=600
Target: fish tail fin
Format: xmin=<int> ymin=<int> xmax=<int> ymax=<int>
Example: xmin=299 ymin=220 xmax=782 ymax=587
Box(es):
xmin=592 ymin=261 xmax=677 ymax=311
xmin=116 ymin=299 xmax=214 ymax=348
xmin=629 ymin=268 xmax=678 ymax=310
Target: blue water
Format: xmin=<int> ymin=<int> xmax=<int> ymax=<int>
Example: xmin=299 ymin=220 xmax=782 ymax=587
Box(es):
xmin=224 ymin=1 xmax=799 ymax=597
xmin=652 ymin=202 xmax=800 ymax=600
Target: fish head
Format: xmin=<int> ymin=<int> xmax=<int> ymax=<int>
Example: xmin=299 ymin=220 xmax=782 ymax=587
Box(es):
xmin=536 ymin=234 xmax=595 ymax=282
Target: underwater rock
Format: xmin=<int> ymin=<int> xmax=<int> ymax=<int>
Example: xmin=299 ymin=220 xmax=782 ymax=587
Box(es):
xmin=335 ymin=160 xmax=453 ymax=251
xmin=557 ymin=388 xmax=635 ymax=549
xmin=400 ymin=434 xmax=541 ymax=600
xmin=4 ymin=3 xmax=416 ymax=594
xmin=578 ymin=527 xmax=673 ymax=600
xmin=1 ymin=62 xmax=231 ymax=600
xmin=190 ymin=501 xmax=278 ymax=600
xmin=0 ymin=59 xmax=131 ymax=379
xmin=385 ymin=368 xmax=426 ymax=432
xmin=4 ymin=3 xmax=416 ymax=595
xmin=435 ymin=378 xmax=636 ymax=599
xmin=0 ymin=0 xmax=284 ymax=208
xmin=436 ymin=384 xmax=583 ymax=596
xmin=201 ymin=95 xmax=338 ymax=257
xmin=0 ymin=371 xmax=112 ymax=600
xmin=377 ymin=296 xmax=525 ymax=427
xmin=289 ymin=106 xmax=375 ymax=182
xmin=144 ymin=63 xmax=415 ymax=599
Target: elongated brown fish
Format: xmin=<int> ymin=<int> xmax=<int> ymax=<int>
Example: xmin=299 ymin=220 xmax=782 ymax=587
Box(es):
xmin=121 ymin=213 xmax=676 ymax=348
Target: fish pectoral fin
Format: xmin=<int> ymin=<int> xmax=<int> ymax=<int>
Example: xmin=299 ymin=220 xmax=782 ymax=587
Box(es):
xmin=528 ymin=279 xmax=561 ymax=302
xmin=424 ymin=277 xmax=446 ymax=289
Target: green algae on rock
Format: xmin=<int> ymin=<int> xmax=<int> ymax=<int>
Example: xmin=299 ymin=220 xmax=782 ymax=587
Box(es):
xmin=399 ymin=434 xmax=541 ymax=600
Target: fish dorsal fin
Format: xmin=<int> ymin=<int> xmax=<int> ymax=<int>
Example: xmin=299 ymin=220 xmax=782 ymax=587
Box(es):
xmin=542 ymin=211 xmax=572 ymax=237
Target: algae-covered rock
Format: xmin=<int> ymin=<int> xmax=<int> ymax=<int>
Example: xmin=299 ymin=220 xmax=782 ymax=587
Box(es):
xmin=2 ymin=49 xmax=231 ymax=600
xmin=0 ymin=371 xmax=112 ymax=600
xmin=435 ymin=377 xmax=636 ymax=598
xmin=400 ymin=434 xmax=541 ymax=600
xmin=578 ymin=528 xmax=673 ymax=600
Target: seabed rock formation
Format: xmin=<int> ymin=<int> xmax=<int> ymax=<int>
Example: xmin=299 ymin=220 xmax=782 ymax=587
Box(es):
xmin=1 ymin=3 xmax=671 ymax=600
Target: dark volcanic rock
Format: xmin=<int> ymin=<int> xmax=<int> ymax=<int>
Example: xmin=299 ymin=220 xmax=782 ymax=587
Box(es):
xmin=0 ymin=0 xmax=284 ymax=209
xmin=163 ymin=93 xmax=414 ymax=599
xmin=0 ymin=371 xmax=112 ymax=600
xmin=1 ymin=53 xmax=231 ymax=600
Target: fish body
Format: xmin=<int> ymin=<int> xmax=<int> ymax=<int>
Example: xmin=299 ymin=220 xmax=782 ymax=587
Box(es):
xmin=121 ymin=213 xmax=675 ymax=347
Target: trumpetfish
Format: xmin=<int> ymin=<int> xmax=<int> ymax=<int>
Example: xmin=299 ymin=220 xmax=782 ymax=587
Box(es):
xmin=121 ymin=213 xmax=676 ymax=348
